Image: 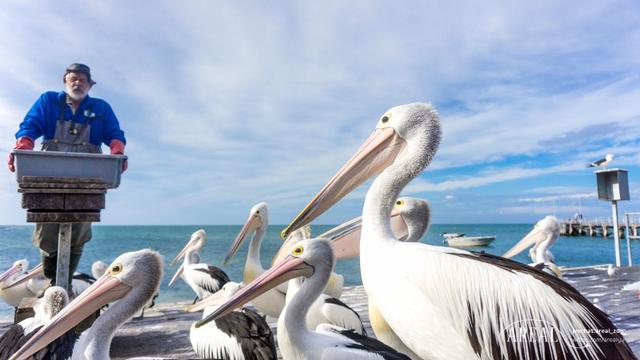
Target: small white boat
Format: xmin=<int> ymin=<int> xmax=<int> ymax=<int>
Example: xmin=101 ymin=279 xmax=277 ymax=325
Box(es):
xmin=444 ymin=235 xmax=495 ymax=248
xmin=442 ymin=232 xmax=464 ymax=239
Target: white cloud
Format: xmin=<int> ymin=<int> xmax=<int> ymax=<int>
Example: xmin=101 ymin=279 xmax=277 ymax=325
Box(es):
xmin=0 ymin=1 xmax=638 ymax=224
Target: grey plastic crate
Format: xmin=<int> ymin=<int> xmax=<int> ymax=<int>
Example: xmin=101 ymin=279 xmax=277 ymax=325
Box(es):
xmin=13 ymin=150 xmax=127 ymax=189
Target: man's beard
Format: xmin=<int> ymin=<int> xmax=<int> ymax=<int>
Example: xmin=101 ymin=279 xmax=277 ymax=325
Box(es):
xmin=67 ymin=88 xmax=88 ymax=102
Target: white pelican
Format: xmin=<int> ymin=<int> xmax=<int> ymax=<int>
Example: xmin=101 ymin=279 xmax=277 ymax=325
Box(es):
xmin=3 ymin=263 xmax=96 ymax=300
xmin=272 ymin=196 xmax=429 ymax=264
xmin=0 ymin=260 xmax=46 ymax=308
xmin=91 ymin=260 xmax=158 ymax=319
xmin=9 ymin=249 xmax=163 ymax=360
xmin=196 ymin=239 xmax=411 ymax=360
xmin=228 ymin=202 xmax=344 ymax=297
xmin=280 ymin=103 xmax=635 ymax=359
xmin=503 ymin=215 xmax=563 ymax=278
xmin=0 ymin=286 xmax=76 ymax=359
xmin=186 ymin=281 xmax=277 ymax=360
xmin=169 ymin=229 xmax=230 ymax=300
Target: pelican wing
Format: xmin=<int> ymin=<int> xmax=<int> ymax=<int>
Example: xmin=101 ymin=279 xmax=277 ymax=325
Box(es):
xmin=386 ymin=243 xmax=634 ymax=359
xmin=193 ymin=266 xmax=230 ymax=294
xmin=316 ymin=324 xmax=411 ymax=360
xmin=321 ymin=297 xmax=367 ymax=335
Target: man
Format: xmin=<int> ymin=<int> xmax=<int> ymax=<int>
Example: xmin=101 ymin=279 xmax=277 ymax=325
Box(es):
xmin=7 ymin=63 xmax=127 ymax=290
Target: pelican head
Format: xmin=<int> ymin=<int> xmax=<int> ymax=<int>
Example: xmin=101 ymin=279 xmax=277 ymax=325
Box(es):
xmin=170 ymin=229 xmax=207 ymax=266
xmin=10 ymin=249 xmax=163 ymax=360
xmin=281 ymin=103 xmax=440 ymax=239
xmin=196 ymin=239 xmax=333 ymax=328
xmin=1 ymin=263 xmax=44 ymax=291
xmin=36 ymin=286 xmax=69 ymax=320
xmin=394 ymin=197 xmax=430 ymax=242
xmin=91 ymin=261 xmax=109 ymax=279
xmin=503 ymin=215 xmax=560 ymax=259
xmin=168 ymin=229 xmax=207 ymax=287
xmin=224 ymin=202 xmax=268 ymax=265
xmin=0 ymin=259 xmax=28 ymax=284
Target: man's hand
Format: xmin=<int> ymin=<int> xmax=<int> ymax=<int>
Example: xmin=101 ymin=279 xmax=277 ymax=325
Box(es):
xmin=8 ymin=137 xmax=34 ymax=172
xmin=109 ymin=139 xmax=127 ymax=173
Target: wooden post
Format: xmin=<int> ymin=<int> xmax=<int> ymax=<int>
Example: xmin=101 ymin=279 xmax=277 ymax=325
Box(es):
xmin=56 ymin=223 xmax=72 ymax=290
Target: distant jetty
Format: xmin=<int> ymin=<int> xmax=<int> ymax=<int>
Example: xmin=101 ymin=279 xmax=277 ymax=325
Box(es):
xmin=560 ymin=218 xmax=640 ymax=238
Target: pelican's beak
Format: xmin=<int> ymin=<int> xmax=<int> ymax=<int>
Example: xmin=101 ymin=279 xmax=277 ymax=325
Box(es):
xmin=2 ymin=263 xmax=43 ymax=291
xmin=503 ymin=227 xmax=544 ymax=258
xmin=170 ymin=234 xmax=202 ymax=266
xmin=225 ymin=214 xmax=262 ymax=265
xmin=281 ymin=127 xmax=406 ymax=240
xmin=9 ymin=274 xmax=131 ymax=360
xmin=272 ymin=207 xmax=409 ymax=264
xmin=186 ymin=288 xmax=230 ymax=313
xmin=391 ymin=211 xmax=410 ymax=241
xmin=167 ymin=264 xmax=185 ymax=287
xmin=0 ymin=263 xmax=24 ymax=284
xmin=195 ymin=255 xmax=313 ymax=328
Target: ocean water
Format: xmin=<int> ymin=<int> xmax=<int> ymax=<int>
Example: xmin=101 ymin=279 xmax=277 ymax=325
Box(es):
xmin=1 ymin=224 xmax=639 ymax=318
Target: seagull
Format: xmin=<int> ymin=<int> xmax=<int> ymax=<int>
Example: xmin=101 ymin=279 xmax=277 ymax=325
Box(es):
xmin=588 ymin=153 xmax=614 ymax=168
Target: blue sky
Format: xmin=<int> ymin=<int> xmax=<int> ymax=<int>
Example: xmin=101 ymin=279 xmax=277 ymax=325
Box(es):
xmin=0 ymin=1 xmax=639 ymax=225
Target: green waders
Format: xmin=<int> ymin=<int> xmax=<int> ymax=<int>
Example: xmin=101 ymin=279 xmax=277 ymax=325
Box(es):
xmin=33 ymin=97 xmax=101 ymax=291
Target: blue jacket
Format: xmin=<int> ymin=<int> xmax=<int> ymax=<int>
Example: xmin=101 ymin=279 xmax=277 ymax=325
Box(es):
xmin=16 ymin=91 xmax=126 ymax=146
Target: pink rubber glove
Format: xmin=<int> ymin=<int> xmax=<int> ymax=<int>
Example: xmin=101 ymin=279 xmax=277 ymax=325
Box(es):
xmin=109 ymin=139 xmax=127 ymax=173
xmin=8 ymin=137 xmax=34 ymax=172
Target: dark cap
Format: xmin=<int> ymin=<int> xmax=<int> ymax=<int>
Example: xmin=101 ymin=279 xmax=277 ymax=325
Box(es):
xmin=64 ymin=63 xmax=96 ymax=85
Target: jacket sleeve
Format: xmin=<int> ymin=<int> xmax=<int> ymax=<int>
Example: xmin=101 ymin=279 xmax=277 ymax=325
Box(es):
xmin=15 ymin=93 xmax=48 ymax=140
xmin=101 ymin=102 xmax=126 ymax=146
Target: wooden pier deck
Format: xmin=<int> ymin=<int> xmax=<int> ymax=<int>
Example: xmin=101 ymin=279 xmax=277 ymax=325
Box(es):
xmin=2 ymin=266 xmax=640 ymax=358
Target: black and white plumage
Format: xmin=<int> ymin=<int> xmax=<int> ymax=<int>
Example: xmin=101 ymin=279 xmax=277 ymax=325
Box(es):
xmin=0 ymin=286 xmax=76 ymax=360
xmin=10 ymin=249 xmax=163 ymax=360
xmin=188 ymin=282 xmax=276 ymax=360
xmin=286 ymin=276 xmax=366 ymax=335
xmin=587 ymin=153 xmax=614 ymax=168
xmin=169 ymin=229 xmax=230 ymax=300
xmin=279 ymin=103 xmax=636 ymax=360
xmin=196 ymin=239 xmax=410 ymax=360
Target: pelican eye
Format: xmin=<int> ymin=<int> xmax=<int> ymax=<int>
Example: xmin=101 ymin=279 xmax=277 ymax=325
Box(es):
xmin=395 ymin=200 xmax=405 ymax=207
xmin=108 ymin=263 xmax=123 ymax=275
xmin=291 ymin=246 xmax=304 ymax=256
xmin=381 ymin=115 xmax=390 ymax=124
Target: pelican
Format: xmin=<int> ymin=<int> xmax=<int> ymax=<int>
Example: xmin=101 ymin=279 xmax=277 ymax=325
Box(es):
xmin=197 ymin=239 xmax=411 ymax=360
xmin=503 ymin=215 xmax=563 ymax=278
xmin=9 ymin=249 xmax=163 ymax=360
xmin=224 ymin=203 xmax=342 ymax=317
xmin=3 ymin=263 xmax=96 ymax=300
xmin=272 ymin=196 xmax=429 ymax=264
xmin=169 ymin=229 xmax=230 ymax=301
xmin=280 ymin=103 xmax=635 ymax=359
xmin=91 ymin=260 xmax=157 ymax=319
xmin=186 ymin=281 xmax=277 ymax=360
xmin=0 ymin=286 xmax=76 ymax=360
xmin=0 ymin=260 xmax=46 ymax=308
